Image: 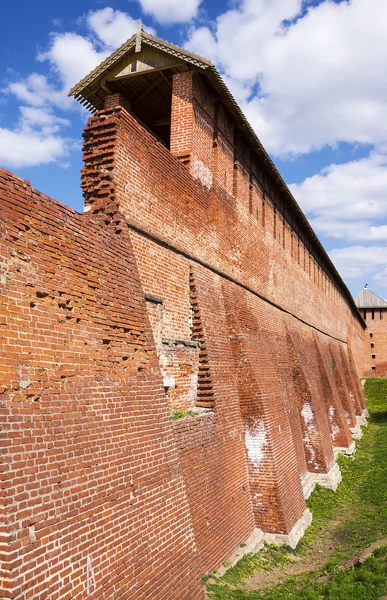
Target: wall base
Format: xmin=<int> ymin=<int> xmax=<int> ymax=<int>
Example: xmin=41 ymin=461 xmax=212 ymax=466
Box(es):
xmin=334 ymin=441 xmax=356 ymax=459
xmin=301 ymin=472 xmax=317 ymax=500
xmin=263 ymin=508 xmax=313 ymax=549
xmin=216 ymin=528 xmax=265 ymax=576
xmin=350 ymin=423 xmax=363 ymax=439
xmin=301 ymin=463 xmax=342 ymax=498
xmin=313 ymin=462 xmax=342 ymax=491
xmin=357 ymin=414 xmax=368 ymax=427
xmin=218 ymin=507 xmax=313 ymax=573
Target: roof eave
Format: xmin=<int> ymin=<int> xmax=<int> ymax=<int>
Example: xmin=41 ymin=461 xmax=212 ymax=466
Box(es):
xmin=68 ymin=33 xmax=364 ymax=329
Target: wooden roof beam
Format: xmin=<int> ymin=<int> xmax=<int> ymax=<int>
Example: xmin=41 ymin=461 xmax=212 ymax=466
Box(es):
xmin=106 ymin=64 xmax=183 ymax=82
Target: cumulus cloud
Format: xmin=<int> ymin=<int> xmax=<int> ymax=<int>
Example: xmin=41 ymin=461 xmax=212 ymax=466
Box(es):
xmin=0 ymin=129 xmax=70 ymax=169
xmin=138 ymin=0 xmax=202 ymax=24
xmin=186 ymin=0 xmax=387 ymax=156
xmin=1 ymin=7 xmax=143 ymax=169
xmin=86 ymin=7 xmax=142 ymax=50
xmin=329 ymin=245 xmax=387 ymax=282
xmin=6 ymin=73 xmax=72 ymax=110
xmin=6 ymin=8 xmax=142 ymax=111
xmin=0 ymin=106 xmax=75 ymax=169
xmin=37 ymin=32 xmax=107 ymax=92
xmin=290 ymin=152 xmax=387 ymax=241
xmin=19 ymin=106 xmax=70 ymax=133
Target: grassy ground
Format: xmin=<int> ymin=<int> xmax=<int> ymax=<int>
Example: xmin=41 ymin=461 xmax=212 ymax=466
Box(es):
xmin=205 ymin=378 xmax=387 ymax=600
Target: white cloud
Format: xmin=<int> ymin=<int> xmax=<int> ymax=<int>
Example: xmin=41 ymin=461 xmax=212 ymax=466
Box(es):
xmin=290 ymin=152 xmax=387 ymax=241
xmin=1 ymin=7 xmax=144 ymax=169
xmin=0 ymin=106 xmax=74 ymax=169
xmin=139 ymin=0 xmax=202 ymax=24
xmin=329 ymin=245 xmax=387 ymax=283
xmin=20 ymin=106 xmax=70 ymax=134
xmin=86 ymin=7 xmax=140 ymax=50
xmin=6 ymin=73 xmax=72 ymax=110
xmin=186 ymin=0 xmax=387 ymax=156
xmin=37 ymin=32 xmax=107 ymax=92
xmin=7 ymin=8 xmax=143 ymax=112
xmin=0 ymin=128 xmax=70 ymax=169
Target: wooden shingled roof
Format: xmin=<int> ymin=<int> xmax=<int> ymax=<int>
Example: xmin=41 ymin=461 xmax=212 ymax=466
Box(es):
xmin=354 ymin=288 xmax=387 ymax=309
xmin=69 ymin=26 xmax=365 ymax=328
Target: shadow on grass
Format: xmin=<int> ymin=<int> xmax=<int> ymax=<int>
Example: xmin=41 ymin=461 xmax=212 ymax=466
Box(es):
xmin=369 ymin=410 xmax=387 ymax=423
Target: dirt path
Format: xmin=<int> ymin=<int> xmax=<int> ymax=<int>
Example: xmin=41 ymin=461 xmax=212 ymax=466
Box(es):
xmin=245 ymin=518 xmax=341 ymax=591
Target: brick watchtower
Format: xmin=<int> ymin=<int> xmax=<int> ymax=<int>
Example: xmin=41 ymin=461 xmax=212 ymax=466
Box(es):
xmin=355 ymin=286 xmax=387 ymax=376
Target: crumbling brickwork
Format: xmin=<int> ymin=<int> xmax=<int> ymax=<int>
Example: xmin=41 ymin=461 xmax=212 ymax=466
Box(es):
xmin=0 ymin=170 xmax=203 ymax=599
xmin=79 ymin=87 xmax=365 ymax=564
xmin=1 ymin=43 xmax=367 ymax=598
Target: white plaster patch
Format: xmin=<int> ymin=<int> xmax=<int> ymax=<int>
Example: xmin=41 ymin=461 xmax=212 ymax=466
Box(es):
xmin=301 ymin=402 xmax=314 ymax=425
xmin=189 ymin=372 xmax=199 ymax=398
xmin=253 ymin=492 xmax=263 ymax=506
xmin=191 ymin=157 xmax=213 ymax=189
xmin=329 ymin=406 xmax=340 ymax=440
xmin=301 ymin=402 xmax=317 ymax=466
xmin=0 ymin=257 xmax=13 ymax=286
xmin=17 ymin=365 xmax=31 ymax=390
xmin=163 ymin=375 xmax=175 ymax=389
xmin=86 ymin=555 xmax=96 ymax=596
xmin=331 ymin=421 xmax=341 ymax=440
xmin=245 ymin=418 xmax=267 ymax=466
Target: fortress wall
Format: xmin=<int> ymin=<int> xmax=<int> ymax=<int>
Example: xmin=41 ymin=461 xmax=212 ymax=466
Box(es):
xmin=173 ymin=264 xmax=255 ymax=575
xmin=0 ymin=68 xmax=367 ymax=596
xmin=82 ymin=102 xmax=364 ymax=353
xmin=0 ymin=169 xmax=204 ymax=600
xmin=79 ymin=98 xmax=365 ymax=557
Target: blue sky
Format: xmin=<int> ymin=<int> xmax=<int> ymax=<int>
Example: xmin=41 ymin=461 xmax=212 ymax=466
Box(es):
xmin=1 ymin=0 xmax=387 ymax=299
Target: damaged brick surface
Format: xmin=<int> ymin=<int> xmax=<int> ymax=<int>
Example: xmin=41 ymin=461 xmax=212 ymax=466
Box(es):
xmin=0 ymin=67 xmax=367 ymax=598
xmin=0 ymin=168 xmax=203 ymax=600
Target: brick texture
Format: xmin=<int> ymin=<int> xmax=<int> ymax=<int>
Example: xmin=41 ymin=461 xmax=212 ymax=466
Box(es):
xmin=0 ymin=169 xmax=203 ymax=599
xmin=0 ymin=66 xmax=367 ymax=598
xmin=362 ymin=309 xmax=387 ymax=377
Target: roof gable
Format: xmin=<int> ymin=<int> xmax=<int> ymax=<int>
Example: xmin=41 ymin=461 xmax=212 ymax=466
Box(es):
xmin=354 ymin=288 xmax=387 ymax=308
xmin=106 ymin=45 xmax=186 ymax=82
xmin=69 ymin=28 xmax=211 ymax=100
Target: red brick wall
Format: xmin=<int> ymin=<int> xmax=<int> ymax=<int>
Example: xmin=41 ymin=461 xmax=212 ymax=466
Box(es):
xmin=0 ymin=65 xmax=367 ymax=595
xmin=83 ymin=102 xmax=363 ymax=352
xmin=362 ymin=309 xmax=387 ymax=376
xmin=0 ymin=169 xmax=204 ymax=599
xmin=173 ymin=265 xmax=254 ymax=574
xmin=80 ymin=98 xmax=365 ymax=552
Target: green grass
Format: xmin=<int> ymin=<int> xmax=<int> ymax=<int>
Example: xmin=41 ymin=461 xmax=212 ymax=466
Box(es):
xmin=206 ymin=378 xmax=387 ymax=599
xmin=171 ymin=408 xmax=196 ymax=420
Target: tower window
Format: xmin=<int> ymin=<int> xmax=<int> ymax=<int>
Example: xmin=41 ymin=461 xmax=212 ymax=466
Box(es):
xmin=370 ymin=332 xmax=373 ymax=338
xmin=372 ymin=354 xmax=376 ymax=359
